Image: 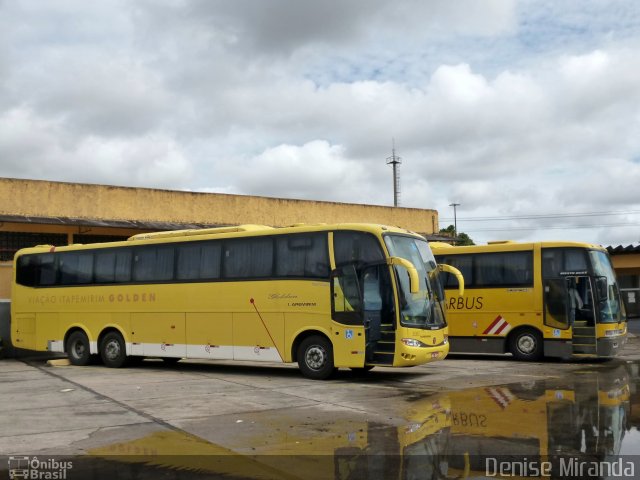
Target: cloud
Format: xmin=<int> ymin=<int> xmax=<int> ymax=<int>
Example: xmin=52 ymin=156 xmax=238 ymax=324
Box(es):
xmin=1 ymin=1 xmax=640 ymax=246
xmin=0 ymin=106 xmax=192 ymax=189
xmin=217 ymin=140 xmax=376 ymax=204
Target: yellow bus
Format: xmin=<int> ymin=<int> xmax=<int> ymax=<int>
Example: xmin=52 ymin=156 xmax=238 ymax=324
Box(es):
xmin=444 ymin=365 xmax=631 ymax=476
xmin=432 ymin=241 xmax=627 ymax=360
xmin=11 ymin=223 xmax=462 ymax=379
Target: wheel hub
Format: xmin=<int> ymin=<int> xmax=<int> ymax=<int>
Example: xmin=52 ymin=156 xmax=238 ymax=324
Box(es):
xmin=105 ymin=340 xmax=121 ymax=360
xmin=518 ymin=335 xmax=535 ymax=354
xmin=306 ymin=345 xmax=326 ymax=370
xmin=73 ymin=342 xmax=85 ymax=358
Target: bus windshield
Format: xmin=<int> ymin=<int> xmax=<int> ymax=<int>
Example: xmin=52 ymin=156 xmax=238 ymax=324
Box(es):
xmin=589 ymin=250 xmax=626 ymax=324
xmin=383 ymin=235 xmax=446 ymax=329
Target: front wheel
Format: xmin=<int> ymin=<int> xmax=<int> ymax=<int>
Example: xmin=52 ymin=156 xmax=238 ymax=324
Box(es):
xmin=100 ymin=331 xmax=127 ymax=368
xmin=508 ymin=328 xmax=543 ymax=361
xmin=298 ymin=335 xmax=336 ymax=380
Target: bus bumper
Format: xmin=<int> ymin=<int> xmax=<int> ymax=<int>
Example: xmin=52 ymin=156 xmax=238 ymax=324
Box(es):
xmin=597 ymin=335 xmax=626 ymax=358
xmin=395 ymin=343 xmax=449 ymax=367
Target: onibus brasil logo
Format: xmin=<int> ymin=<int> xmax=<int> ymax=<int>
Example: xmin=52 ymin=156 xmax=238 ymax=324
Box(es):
xmin=8 ymin=456 xmax=73 ymax=479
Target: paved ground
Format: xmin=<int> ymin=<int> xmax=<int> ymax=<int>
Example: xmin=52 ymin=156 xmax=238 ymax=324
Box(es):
xmin=1 ymin=333 xmax=638 ymax=478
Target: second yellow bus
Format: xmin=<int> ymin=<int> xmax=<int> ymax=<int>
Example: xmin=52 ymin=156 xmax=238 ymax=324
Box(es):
xmin=432 ymin=240 xmax=627 ymax=360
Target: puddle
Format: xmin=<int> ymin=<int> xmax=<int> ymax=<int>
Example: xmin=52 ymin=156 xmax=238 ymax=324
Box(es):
xmin=15 ymin=361 xmax=638 ymax=479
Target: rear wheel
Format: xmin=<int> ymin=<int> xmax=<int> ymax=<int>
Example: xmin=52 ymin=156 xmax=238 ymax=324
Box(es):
xmin=100 ymin=331 xmax=127 ymax=368
xmin=509 ymin=328 xmax=543 ymax=361
xmin=66 ymin=331 xmax=91 ymax=366
xmin=297 ymin=335 xmax=336 ymax=380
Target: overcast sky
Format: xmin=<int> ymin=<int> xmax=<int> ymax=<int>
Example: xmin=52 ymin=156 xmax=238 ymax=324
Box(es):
xmin=1 ymin=1 xmax=639 ymax=246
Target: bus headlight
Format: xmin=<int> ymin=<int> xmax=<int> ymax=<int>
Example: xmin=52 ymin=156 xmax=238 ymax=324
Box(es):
xmin=401 ymin=338 xmax=428 ymax=348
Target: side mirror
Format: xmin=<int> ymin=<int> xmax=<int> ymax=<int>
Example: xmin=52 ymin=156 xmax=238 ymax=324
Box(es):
xmin=387 ymin=257 xmax=420 ymax=293
xmin=595 ymin=276 xmax=608 ymax=303
xmin=438 ymin=264 xmax=465 ymax=297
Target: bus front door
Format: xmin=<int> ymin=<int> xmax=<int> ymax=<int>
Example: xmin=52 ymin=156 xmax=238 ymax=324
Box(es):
xmin=569 ymin=275 xmax=598 ymax=356
xmin=331 ymin=264 xmax=367 ymax=367
xmin=361 ymin=264 xmax=396 ymax=365
xmin=544 ymin=276 xmax=597 ymax=356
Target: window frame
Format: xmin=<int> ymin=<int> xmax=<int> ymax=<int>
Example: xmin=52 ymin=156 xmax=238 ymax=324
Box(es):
xmin=15 ymin=231 xmax=333 ymax=288
xmin=437 ymin=250 xmax=534 ymax=289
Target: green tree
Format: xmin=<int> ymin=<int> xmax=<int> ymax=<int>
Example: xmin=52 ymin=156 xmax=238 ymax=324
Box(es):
xmin=439 ymin=225 xmax=475 ymax=246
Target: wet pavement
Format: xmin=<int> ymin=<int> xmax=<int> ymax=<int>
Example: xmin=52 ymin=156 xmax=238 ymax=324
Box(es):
xmin=1 ymin=337 xmax=639 ymax=479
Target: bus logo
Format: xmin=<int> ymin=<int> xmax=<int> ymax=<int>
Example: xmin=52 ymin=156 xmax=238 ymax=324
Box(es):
xmin=482 ymin=315 xmax=512 ymax=335
xmin=345 ymin=330 xmax=354 ymax=340
xmin=8 ymin=457 xmax=29 ymax=479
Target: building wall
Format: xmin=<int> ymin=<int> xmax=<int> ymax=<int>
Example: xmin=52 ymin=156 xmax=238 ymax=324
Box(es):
xmin=0 ymin=177 xmax=438 ymax=234
xmin=610 ymin=253 xmax=640 ymax=318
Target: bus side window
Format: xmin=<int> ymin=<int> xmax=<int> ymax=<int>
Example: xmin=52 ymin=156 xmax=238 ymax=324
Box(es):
xmin=275 ymin=233 xmax=329 ymax=278
xmin=133 ymin=246 xmax=175 ymax=282
xmin=334 ymin=231 xmax=384 ymax=266
xmin=438 ymin=255 xmax=472 ymax=288
xmin=38 ymin=254 xmax=58 ymax=286
xmin=544 ymin=278 xmax=570 ymax=329
xmin=59 ymin=252 xmax=94 ymax=285
xmin=176 ymin=242 xmax=222 ymax=280
xmin=16 ymin=255 xmax=38 ymax=287
xmin=223 ymin=237 xmax=274 ymax=279
xmin=332 ymin=264 xmax=363 ymax=325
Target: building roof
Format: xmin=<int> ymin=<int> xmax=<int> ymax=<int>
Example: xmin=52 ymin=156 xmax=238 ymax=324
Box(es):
xmin=606 ymin=244 xmax=640 ymax=255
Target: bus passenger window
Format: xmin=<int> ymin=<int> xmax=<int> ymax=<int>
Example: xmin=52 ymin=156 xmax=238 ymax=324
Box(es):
xmin=133 ymin=246 xmax=175 ymax=282
xmin=176 ymin=242 xmax=222 ymax=280
xmin=39 ymin=254 xmax=57 ymax=286
xmin=275 ymin=234 xmax=329 ymax=278
xmin=59 ymin=252 xmax=94 ymax=285
xmin=334 ymin=231 xmax=384 ymax=266
xmin=223 ymin=238 xmax=274 ymax=279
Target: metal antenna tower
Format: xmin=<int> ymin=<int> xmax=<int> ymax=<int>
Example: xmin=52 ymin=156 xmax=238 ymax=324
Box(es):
xmin=386 ymin=139 xmax=401 ymax=207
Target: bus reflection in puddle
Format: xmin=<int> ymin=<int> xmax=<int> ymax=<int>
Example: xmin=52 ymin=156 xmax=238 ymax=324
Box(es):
xmin=85 ymin=365 xmax=634 ymax=480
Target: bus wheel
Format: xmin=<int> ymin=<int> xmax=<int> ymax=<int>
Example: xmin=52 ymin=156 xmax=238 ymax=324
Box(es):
xmin=509 ymin=329 xmax=543 ymax=361
xmin=298 ymin=335 xmax=336 ymax=380
xmin=66 ymin=331 xmax=91 ymax=366
xmin=100 ymin=332 xmax=127 ymax=368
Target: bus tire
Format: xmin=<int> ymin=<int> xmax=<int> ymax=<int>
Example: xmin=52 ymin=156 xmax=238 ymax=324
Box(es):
xmin=66 ymin=331 xmax=91 ymax=366
xmin=100 ymin=331 xmax=128 ymax=368
xmin=297 ymin=335 xmax=336 ymax=380
xmin=508 ymin=328 xmax=543 ymax=361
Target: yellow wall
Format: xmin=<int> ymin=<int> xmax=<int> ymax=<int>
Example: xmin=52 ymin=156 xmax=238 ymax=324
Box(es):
xmin=0 ymin=264 xmax=11 ymax=299
xmin=611 ymin=254 xmax=640 ymax=274
xmin=0 ymin=177 xmax=438 ymax=235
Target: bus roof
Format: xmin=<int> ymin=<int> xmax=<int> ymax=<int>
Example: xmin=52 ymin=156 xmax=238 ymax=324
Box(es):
xmin=14 ymin=223 xmax=425 ymax=256
xmin=431 ymin=240 xmax=606 ymax=254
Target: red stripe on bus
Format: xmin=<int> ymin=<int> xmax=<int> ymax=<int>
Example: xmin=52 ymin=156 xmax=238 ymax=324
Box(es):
xmin=494 ymin=321 xmax=509 ymax=335
xmin=482 ymin=315 xmax=503 ymax=334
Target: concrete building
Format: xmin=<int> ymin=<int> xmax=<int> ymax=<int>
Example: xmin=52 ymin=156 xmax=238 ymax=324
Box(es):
xmin=608 ymin=245 xmax=640 ymax=318
xmin=0 ymin=177 xmax=440 ymax=355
